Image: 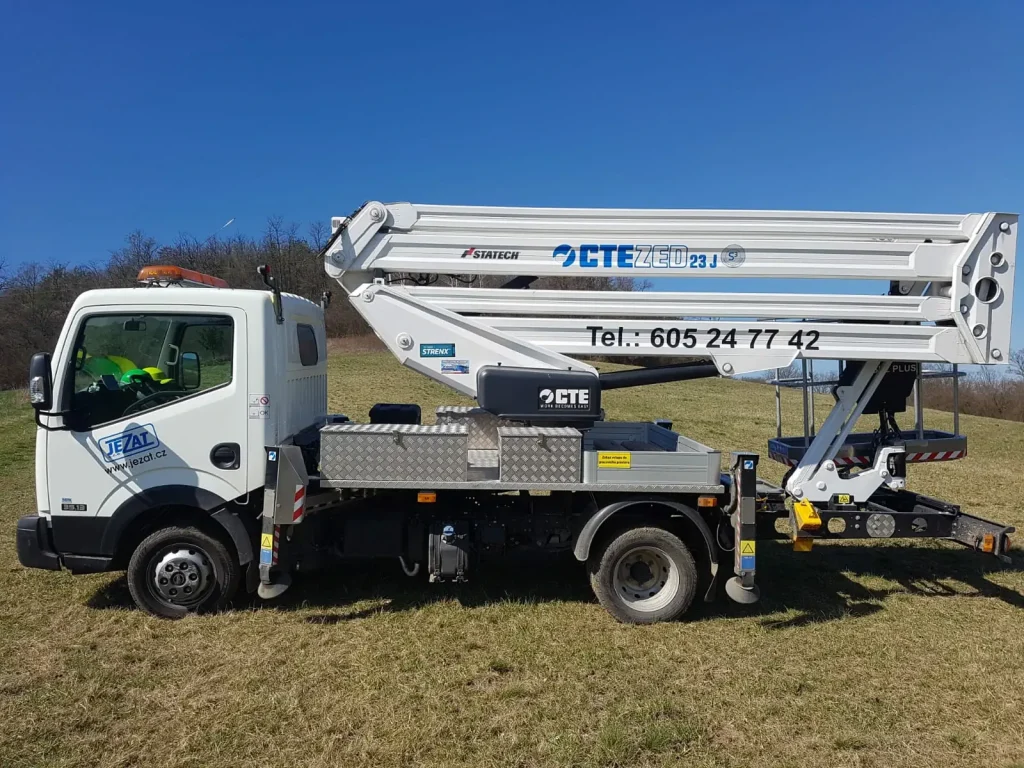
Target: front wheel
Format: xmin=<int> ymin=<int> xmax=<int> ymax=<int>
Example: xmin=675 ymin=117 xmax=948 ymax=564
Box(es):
xmin=588 ymin=526 xmax=699 ymax=624
xmin=127 ymin=525 xmax=240 ymax=619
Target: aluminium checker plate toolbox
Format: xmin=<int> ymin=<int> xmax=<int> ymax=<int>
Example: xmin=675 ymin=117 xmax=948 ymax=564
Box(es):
xmin=435 ymin=406 xmax=516 ymax=450
xmin=320 ymin=423 xmax=468 ymax=483
xmin=498 ymin=426 xmax=582 ymax=484
xmin=319 ymin=417 xmax=724 ymax=493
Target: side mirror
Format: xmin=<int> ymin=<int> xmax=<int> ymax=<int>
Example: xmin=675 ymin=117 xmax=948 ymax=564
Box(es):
xmin=181 ymin=352 xmax=201 ymax=389
xmin=28 ymin=352 xmax=53 ymax=411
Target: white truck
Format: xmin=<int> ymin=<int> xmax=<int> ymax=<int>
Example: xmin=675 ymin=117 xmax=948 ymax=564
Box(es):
xmin=17 ymin=203 xmax=1017 ymax=622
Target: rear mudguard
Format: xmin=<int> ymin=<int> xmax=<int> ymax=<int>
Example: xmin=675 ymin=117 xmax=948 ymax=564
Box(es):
xmin=574 ymin=498 xmax=720 ymax=602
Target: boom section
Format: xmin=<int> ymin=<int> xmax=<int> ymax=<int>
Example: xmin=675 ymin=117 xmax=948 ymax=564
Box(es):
xmin=324 ymin=202 xmax=1016 ymax=372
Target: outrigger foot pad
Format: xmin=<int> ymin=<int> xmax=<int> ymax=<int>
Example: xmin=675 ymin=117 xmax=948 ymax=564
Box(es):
xmin=725 ymin=577 xmax=761 ymax=604
xmin=258 ymin=574 xmax=292 ymax=600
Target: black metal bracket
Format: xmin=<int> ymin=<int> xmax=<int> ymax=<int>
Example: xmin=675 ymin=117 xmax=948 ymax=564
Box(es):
xmin=788 ymin=490 xmax=1014 ymax=563
xmin=732 ymin=452 xmax=759 ymax=587
xmin=33 ymin=409 xmax=72 ymax=432
xmin=257 ymin=265 xmax=284 ymax=325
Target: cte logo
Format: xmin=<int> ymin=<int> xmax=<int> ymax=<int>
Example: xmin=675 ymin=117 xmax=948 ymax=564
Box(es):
xmin=538 ymin=387 xmax=591 ymax=410
xmin=552 ymin=244 xmax=727 ymax=270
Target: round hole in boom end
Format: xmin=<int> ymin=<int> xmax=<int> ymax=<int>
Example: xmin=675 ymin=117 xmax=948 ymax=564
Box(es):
xmin=974 ymin=277 xmax=1000 ymax=304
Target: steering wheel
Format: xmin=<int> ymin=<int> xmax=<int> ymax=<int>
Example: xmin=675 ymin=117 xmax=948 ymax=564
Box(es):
xmin=122 ymin=390 xmax=188 ymax=417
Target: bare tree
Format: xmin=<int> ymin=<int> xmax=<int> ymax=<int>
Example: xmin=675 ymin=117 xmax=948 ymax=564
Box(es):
xmin=1010 ymin=348 xmax=1024 ymax=379
xmin=308 ymin=221 xmax=329 ymax=251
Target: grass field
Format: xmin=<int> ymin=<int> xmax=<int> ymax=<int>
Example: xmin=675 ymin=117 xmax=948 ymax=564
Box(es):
xmin=2 ymin=351 xmax=1023 ymax=768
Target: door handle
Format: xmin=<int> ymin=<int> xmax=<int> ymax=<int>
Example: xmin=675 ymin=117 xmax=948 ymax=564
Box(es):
xmin=210 ymin=443 xmax=241 ymax=470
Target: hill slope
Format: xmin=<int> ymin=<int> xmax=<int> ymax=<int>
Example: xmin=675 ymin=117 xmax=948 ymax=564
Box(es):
xmin=1 ymin=352 xmax=1022 ymax=768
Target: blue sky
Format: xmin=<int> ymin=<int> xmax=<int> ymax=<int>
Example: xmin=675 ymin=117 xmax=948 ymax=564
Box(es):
xmin=2 ymin=0 xmax=1022 ymax=347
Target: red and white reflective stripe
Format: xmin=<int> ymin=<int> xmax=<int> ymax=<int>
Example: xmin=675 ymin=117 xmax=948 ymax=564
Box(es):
xmin=833 ymin=456 xmax=869 ymax=467
xmin=272 ymin=525 xmax=280 ymax=565
xmin=906 ymin=450 xmax=964 ymax=462
xmin=292 ymin=484 xmax=306 ymax=522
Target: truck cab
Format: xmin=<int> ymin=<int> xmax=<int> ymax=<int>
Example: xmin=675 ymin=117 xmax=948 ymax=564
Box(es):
xmin=18 ymin=266 xmax=326 ymax=615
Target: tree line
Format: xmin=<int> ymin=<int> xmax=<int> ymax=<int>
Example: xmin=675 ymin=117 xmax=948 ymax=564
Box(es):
xmin=759 ymin=359 xmax=1024 ymax=423
xmin=0 ymin=220 xmax=648 ymax=391
xmin=3 ymin=221 xmax=1020 ymax=422
xmin=922 ymin=364 xmax=1024 ymax=423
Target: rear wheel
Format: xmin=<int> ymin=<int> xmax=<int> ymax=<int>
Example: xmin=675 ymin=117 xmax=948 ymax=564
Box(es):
xmin=127 ymin=525 xmax=240 ymax=619
xmin=588 ymin=526 xmax=698 ymax=624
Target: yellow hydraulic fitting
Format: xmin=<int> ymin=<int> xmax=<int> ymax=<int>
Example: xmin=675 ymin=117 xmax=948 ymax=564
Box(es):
xmin=793 ymin=537 xmax=814 ymax=552
xmin=793 ymin=499 xmax=822 ymax=532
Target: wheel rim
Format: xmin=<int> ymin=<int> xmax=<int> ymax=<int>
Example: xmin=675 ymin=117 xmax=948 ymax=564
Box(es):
xmin=149 ymin=545 xmax=215 ymax=608
xmin=611 ymin=545 xmax=679 ymax=613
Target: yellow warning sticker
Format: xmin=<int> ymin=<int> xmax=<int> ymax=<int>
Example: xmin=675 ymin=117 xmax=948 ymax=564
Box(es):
xmin=739 ymin=540 xmax=756 ymax=555
xmin=260 ymin=533 xmax=274 ymax=550
xmin=597 ymin=452 xmax=632 ymax=469
xmin=837 ymin=494 xmax=852 ymax=505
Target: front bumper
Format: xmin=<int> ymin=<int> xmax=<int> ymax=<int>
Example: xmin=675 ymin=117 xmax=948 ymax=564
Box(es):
xmin=16 ymin=515 xmax=61 ymax=571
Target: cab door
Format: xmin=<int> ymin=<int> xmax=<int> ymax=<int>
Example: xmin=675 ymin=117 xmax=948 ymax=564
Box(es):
xmin=45 ymin=307 xmax=249 ymax=557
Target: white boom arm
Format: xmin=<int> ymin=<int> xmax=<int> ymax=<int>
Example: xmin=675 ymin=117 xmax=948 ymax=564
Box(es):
xmin=323 ymin=202 xmax=1017 ymax=503
xmin=326 ymin=203 xmax=1015 ymax=380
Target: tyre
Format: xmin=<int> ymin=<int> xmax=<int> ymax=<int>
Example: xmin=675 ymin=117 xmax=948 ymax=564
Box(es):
xmin=588 ymin=526 xmax=699 ymax=624
xmin=127 ymin=525 xmax=240 ymax=619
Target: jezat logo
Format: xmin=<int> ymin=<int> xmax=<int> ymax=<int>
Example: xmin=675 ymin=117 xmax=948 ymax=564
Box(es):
xmin=100 ymin=424 xmax=161 ymax=462
xmin=538 ymin=387 xmax=590 ymax=410
xmin=461 ymin=247 xmax=520 ymax=260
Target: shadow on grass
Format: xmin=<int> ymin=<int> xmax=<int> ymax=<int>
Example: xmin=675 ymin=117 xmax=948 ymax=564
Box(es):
xmin=295 ymin=553 xmax=596 ymax=624
xmin=696 ymin=543 xmax=1024 ymax=629
xmin=87 ymin=544 xmax=1024 ymax=627
xmin=87 ymin=552 xmax=594 ymax=617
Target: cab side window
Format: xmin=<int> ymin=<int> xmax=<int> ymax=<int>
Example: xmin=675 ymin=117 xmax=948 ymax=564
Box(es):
xmin=296 ymin=323 xmax=319 ymax=366
xmin=67 ymin=313 xmax=233 ymax=430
